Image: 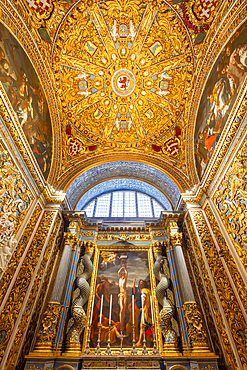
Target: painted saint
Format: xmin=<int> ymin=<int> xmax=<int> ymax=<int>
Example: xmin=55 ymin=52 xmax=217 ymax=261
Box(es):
xmin=194 ymin=21 xmax=247 ymax=179
xmin=0 ymin=23 xmax=52 ymax=179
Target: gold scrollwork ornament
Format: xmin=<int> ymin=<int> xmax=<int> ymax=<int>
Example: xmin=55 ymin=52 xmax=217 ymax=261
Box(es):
xmin=34 ymin=302 xmax=62 ymax=353
xmin=182 ymin=302 xmax=210 ymax=353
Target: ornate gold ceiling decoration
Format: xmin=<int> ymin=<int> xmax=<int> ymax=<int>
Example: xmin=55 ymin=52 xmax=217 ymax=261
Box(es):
xmin=53 ymin=0 xmax=193 ymax=159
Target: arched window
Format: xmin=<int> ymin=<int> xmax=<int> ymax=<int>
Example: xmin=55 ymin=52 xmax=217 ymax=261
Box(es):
xmin=83 ymin=190 xmax=166 ymax=219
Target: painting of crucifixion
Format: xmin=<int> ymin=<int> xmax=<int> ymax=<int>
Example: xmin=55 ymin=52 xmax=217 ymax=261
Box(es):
xmin=90 ymin=249 xmax=154 ymax=349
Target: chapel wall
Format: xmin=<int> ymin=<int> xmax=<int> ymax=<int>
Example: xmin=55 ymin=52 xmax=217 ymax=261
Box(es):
xmin=0 ymin=109 xmax=64 ymax=369
xmin=184 ymin=200 xmax=247 ymax=370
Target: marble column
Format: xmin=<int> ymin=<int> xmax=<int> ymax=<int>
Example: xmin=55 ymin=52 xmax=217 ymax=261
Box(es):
xmin=169 ymin=222 xmax=210 ymax=353
xmin=33 ymin=221 xmax=80 ymax=353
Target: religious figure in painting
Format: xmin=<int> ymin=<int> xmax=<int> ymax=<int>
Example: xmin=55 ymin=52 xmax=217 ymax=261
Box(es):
xmin=0 ymin=24 xmax=52 ymax=179
xmin=90 ymin=250 xmax=153 ymax=348
xmin=133 ymin=279 xmax=152 ymax=347
xmin=91 ymin=278 xmax=110 ymax=338
xmin=118 ymin=256 xmax=128 ymax=330
xmin=100 ymin=315 xmax=121 ymax=343
xmin=195 ymin=22 xmax=247 ymax=179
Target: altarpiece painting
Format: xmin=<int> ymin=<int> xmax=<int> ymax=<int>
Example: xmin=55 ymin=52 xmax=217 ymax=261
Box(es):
xmin=87 ymin=247 xmax=156 ymax=350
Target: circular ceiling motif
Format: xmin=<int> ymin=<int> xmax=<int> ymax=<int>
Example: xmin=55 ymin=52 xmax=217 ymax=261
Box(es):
xmin=53 ymin=0 xmax=193 ymax=150
xmin=112 ymin=69 xmax=136 ymax=96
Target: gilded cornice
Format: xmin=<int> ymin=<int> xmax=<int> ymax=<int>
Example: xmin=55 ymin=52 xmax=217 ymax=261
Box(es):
xmin=0 ymin=0 xmax=62 ymax=186
xmin=185 ymin=0 xmax=247 ymax=186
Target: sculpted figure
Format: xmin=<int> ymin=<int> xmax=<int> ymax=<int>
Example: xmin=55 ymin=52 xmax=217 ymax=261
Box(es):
xmin=153 ymin=242 xmax=178 ymax=346
xmin=66 ymin=242 xmax=94 ymax=348
xmin=0 ymin=214 xmax=17 ymax=273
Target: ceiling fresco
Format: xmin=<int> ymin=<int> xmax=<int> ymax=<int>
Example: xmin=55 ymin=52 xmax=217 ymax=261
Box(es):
xmin=66 ymin=161 xmax=181 ymax=210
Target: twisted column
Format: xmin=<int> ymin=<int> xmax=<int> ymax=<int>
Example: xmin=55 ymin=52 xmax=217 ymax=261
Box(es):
xmin=66 ymin=241 xmax=95 ymax=353
xmin=152 ymin=241 xmax=178 ymax=352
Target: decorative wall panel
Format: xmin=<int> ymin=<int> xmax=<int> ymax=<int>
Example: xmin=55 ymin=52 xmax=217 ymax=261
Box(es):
xmin=0 ymin=210 xmax=55 ymax=366
xmin=190 ymin=210 xmax=247 ymax=369
xmin=204 ymin=204 xmax=247 ymax=313
xmin=5 ymin=212 xmax=62 ymax=369
xmin=183 ymin=227 xmax=226 ymax=366
xmin=214 ymin=141 xmax=247 ymax=271
xmin=0 ymin=139 xmax=34 ymax=275
xmin=0 ymin=203 xmax=41 ymax=306
xmin=15 ymin=218 xmax=62 ymax=370
xmin=185 ymin=214 xmax=238 ymax=369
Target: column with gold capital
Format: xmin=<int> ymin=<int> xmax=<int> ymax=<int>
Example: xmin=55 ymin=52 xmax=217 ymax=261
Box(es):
xmin=152 ymin=240 xmax=179 ymax=354
xmin=33 ymin=221 xmax=80 ymax=354
xmin=65 ymin=240 xmax=95 ymax=354
xmin=169 ymin=223 xmax=211 ymax=354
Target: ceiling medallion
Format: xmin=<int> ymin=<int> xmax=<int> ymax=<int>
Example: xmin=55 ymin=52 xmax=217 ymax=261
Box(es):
xmin=112 ymin=69 xmax=136 ymax=97
xmin=54 ymin=0 xmax=193 ymax=150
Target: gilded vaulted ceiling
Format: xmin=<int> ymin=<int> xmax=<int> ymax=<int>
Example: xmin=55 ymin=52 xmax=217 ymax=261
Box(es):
xmin=53 ymin=0 xmax=193 ymax=154
xmin=0 ymin=0 xmax=244 ymax=203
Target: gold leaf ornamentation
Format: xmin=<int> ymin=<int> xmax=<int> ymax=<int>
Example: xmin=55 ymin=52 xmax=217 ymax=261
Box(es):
xmin=169 ymin=232 xmax=182 ymax=248
xmin=191 ymin=211 xmax=247 ymax=368
xmin=182 ymin=302 xmax=208 ymax=347
xmin=214 ymin=142 xmax=247 ymax=270
xmin=0 ymin=211 xmax=55 ymax=362
xmin=64 ymin=232 xmax=79 ymax=250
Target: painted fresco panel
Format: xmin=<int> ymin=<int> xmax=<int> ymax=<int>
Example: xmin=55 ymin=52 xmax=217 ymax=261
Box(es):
xmin=90 ymin=249 xmax=154 ymax=349
xmin=0 ymin=23 xmax=52 ymax=179
xmin=195 ymin=21 xmax=247 ymax=179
